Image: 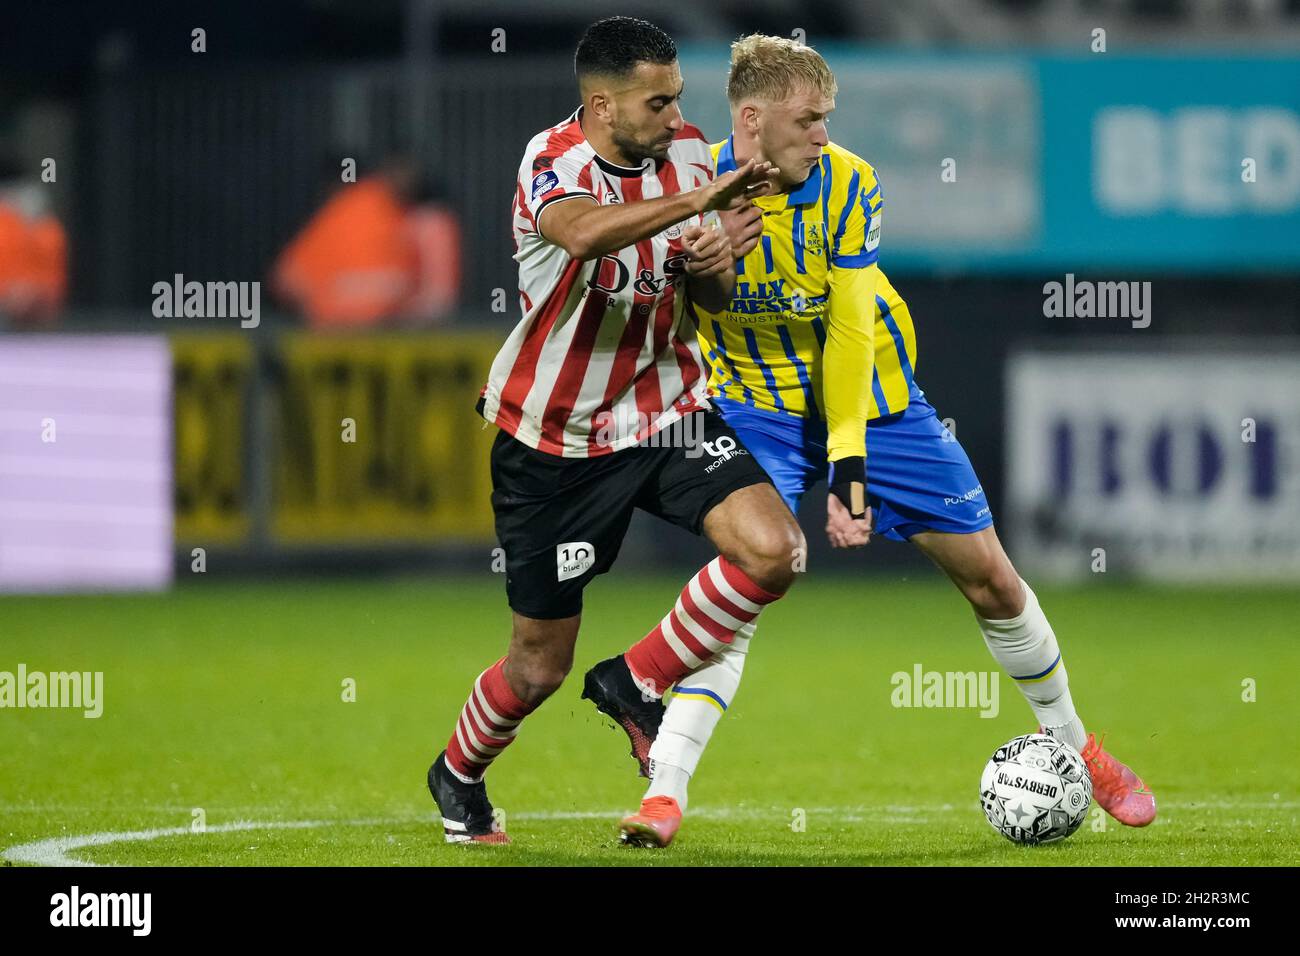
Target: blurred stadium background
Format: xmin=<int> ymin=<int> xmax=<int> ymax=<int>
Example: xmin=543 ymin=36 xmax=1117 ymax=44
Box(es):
xmin=2 ymin=0 xmax=1298 ymax=869
xmin=1 ymin=0 xmax=1296 ymax=590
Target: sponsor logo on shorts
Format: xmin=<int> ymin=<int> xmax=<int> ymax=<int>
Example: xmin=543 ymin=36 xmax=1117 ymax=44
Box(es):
xmin=556 ymin=541 xmax=595 ymax=582
xmin=701 ymin=435 xmax=748 ymax=473
xmin=944 ymin=484 xmax=984 ymax=507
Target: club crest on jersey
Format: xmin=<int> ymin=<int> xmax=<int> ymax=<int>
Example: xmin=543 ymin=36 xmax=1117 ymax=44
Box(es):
xmin=530 ymin=170 xmax=560 ymax=201
xmin=802 ymin=222 xmax=825 ymax=257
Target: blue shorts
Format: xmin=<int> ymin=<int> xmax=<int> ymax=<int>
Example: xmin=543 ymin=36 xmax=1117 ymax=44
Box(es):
xmin=712 ymin=385 xmax=993 ymax=541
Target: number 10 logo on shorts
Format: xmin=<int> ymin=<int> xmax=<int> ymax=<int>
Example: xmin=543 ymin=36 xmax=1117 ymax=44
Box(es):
xmin=557 ymin=541 xmax=596 ymax=582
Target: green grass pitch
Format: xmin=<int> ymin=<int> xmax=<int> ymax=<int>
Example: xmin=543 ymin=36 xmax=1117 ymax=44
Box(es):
xmin=2 ymin=576 xmax=1296 ymax=866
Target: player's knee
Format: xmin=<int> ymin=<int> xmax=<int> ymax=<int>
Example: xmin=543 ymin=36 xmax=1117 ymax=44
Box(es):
xmin=509 ymin=655 xmax=572 ymax=706
xmin=969 ymin=562 xmax=1024 ymax=620
xmin=512 ymin=662 xmax=569 ymax=706
xmin=735 ymin=518 xmax=804 ymax=595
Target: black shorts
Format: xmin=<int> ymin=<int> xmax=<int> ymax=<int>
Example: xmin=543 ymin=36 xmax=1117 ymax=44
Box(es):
xmin=490 ymin=409 xmax=774 ymax=619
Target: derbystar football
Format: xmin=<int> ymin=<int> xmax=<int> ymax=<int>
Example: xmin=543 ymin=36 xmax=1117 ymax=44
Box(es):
xmin=980 ymin=733 xmax=1092 ymax=844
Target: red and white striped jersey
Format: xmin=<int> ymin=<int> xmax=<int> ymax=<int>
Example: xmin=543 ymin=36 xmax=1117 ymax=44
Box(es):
xmin=477 ymin=107 xmax=717 ymax=458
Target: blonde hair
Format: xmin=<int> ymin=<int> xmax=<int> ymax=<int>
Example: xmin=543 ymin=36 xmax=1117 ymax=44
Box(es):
xmin=726 ymin=34 xmax=837 ymax=105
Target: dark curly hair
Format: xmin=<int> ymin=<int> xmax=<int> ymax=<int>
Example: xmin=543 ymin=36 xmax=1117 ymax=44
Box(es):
xmin=574 ymin=17 xmax=677 ymax=82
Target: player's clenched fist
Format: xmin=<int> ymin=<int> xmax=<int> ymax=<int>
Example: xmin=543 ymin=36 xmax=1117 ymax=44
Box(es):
xmin=682 ymin=223 xmax=734 ymax=278
xmin=718 ymin=201 xmax=764 ymax=259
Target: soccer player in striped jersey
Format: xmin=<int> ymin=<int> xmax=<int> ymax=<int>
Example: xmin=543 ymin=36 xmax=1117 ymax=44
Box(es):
xmin=427 ymin=18 xmax=809 ymax=845
xmin=606 ymin=35 xmax=1156 ymax=848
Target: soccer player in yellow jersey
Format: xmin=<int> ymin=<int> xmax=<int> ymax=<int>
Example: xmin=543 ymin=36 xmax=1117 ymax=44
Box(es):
xmin=595 ymin=35 xmax=1156 ymax=848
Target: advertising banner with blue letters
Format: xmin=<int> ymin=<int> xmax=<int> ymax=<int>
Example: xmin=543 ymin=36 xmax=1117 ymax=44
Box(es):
xmin=1005 ymin=349 xmax=1300 ymax=581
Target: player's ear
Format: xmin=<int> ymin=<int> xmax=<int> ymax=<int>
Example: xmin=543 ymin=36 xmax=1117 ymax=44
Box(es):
xmin=585 ymin=85 xmax=612 ymax=124
xmin=740 ymin=103 xmax=761 ymax=135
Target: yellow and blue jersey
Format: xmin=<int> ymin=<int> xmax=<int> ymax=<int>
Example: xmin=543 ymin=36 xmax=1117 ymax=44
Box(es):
xmin=696 ymin=136 xmax=918 ymax=461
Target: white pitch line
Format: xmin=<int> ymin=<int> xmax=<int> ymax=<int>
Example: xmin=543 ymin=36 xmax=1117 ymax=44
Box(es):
xmin=1 ymin=807 xmax=956 ymax=866
xmin=4 ymin=800 xmax=1295 ymax=867
xmin=1 ymin=799 xmax=1293 ymax=815
xmin=0 ymin=810 xmax=752 ymax=865
xmin=2 ymin=819 xmax=336 ymax=868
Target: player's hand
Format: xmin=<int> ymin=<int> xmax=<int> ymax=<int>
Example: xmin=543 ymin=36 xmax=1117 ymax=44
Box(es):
xmin=702 ymin=158 xmax=781 ymax=212
xmin=718 ymin=201 xmax=764 ymax=259
xmin=826 ymin=493 xmax=872 ymax=549
xmin=682 ymin=223 xmax=734 ymax=278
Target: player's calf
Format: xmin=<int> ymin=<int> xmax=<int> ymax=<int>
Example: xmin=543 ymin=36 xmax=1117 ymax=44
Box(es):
xmin=499 ymin=611 xmax=579 ymax=707
xmin=623 ymin=555 xmax=783 ymax=699
xmin=915 ymin=526 xmax=1024 ymax=621
xmin=440 ymin=656 xmax=536 ymax=787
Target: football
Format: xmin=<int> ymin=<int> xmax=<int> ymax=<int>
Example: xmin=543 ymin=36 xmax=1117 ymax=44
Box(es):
xmin=980 ymin=733 xmax=1092 ymax=845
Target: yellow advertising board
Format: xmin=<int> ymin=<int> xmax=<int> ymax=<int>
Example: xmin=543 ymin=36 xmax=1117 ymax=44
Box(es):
xmin=271 ymin=333 xmax=500 ymax=544
xmin=171 ymin=334 xmax=253 ymax=546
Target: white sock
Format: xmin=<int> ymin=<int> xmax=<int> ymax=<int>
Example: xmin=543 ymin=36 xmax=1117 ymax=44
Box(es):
xmin=645 ymin=761 xmax=692 ymax=811
xmin=977 ymin=579 xmax=1088 ymax=752
xmin=645 ymin=618 xmax=757 ymax=809
xmin=1043 ymin=716 xmax=1088 ymax=753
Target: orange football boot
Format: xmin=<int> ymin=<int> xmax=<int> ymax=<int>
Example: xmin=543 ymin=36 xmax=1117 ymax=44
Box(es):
xmin=1079 ymin=732 xmax=1157 ymax=827
xmin=619 ymin=796 xmax=683 ymax=848
xmin=1037 ymin=726 xmax=1156 ymax=827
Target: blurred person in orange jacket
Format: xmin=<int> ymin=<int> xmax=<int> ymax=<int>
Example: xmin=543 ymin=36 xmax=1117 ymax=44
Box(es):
xmin=404 ymin=178 xmax=463 ymax=325
xmin=271 ymin=155 xmax=461 ymax=329
xmin=0 ymin=158 xmax=68 ymax=327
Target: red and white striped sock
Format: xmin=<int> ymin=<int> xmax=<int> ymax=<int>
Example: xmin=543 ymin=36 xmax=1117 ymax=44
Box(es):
xmin=624 ymin=556 xmax=781 ymax=698
xmin=444 ymin=657 xmax=534 ymax=783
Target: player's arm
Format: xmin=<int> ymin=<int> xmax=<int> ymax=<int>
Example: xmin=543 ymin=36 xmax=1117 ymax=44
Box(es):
xmin=538 ymin=158 xmax=777 ymax=261
xmin=824 ymin=262 xmax=878 ymax=519
xmin=824 ymin=164 xmax=885 ymax=545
